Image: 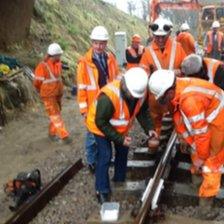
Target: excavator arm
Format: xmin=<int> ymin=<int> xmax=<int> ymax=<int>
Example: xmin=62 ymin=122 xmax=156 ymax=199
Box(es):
xmin=150 ymin=0 xmax=201 ymax=22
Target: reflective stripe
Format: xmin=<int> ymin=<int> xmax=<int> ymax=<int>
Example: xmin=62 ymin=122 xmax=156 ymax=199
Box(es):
xmin=110 ymin=119 xmax=129 ymax=126
xmin=191 ymin=126 xmax=208 ymax=135
xmin=183 ymin=86 xmax=219 ymax=99
xmin=42 ymin=62 xmax=61 ymax=84
xmin=79 ymin=102 xmax=87 ymax=109
xmin=188 ymin=112 xmax=205 ymax=123
xmin=202 ymin=166 xmax=212 ymax=173
xmin=207 ymin=96 xmax=224 ymax=123
xmin=107 ymin=84 xmax=126 ymax=120
xmin=180 ymin=110 xmax=192 ymax=132
xmin=43 ymin=78 xmax=60 ymax=84
xmin=207 ymin=59 xmax=216 ymax=83
xmin=34 ymin=77 xmax=45 ymax=81
xmin=183 ymin=86 xmax=224 ymax=123
xmin=86 ymin=65 xmax=97 ymax=91
xmin=78 ymin=84 xmax=87 ymax=90
xmin=148 ymin=39 xmax=177 ymax=70
xmin=149 ymin=46 xmax=162 ymax=70
xmin=78 ymin=84 xmax=97 ymax=91
xmin=169 ymin=40 xmax=177 ymax=70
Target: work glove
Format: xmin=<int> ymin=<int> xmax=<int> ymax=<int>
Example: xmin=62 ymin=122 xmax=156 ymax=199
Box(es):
xmin=147 ymin=130 xmax=159 ymax=150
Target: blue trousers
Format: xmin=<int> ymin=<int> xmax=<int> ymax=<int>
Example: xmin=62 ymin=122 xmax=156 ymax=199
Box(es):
xmin=94 ymin=135 xmax=128 ymax=193
xmin=85 ymin=130 xmax=97 ymax=165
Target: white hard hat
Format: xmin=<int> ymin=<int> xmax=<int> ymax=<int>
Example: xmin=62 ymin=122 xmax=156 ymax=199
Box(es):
xmin=47 ymin=43 xmax=63 ymax=56
xmin=166 ymin=19 xmax=173 ymax=29
xmin=150 ymin=17 xmax=172 ymax=36
xmin=124 ymin=67 xmax=148 ymax=98
xmin=90 ymin=26 xmax=109 ymax=41
xmin=181 ymin=54 xmax=202 ymax=75
xmin=148 ymin=70 xmax=175 ymax=100
xmin=180 ymin=23 xmax=190 ymax=31
xmin=212 ymin=21 xmax=220 ymax=28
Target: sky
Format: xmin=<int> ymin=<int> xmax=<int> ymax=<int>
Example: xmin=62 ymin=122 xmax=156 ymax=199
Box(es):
xmin=103 ymin=0 xmax=128 ymax=13
xmin=102 ymin=0 xmax=145 ymax=18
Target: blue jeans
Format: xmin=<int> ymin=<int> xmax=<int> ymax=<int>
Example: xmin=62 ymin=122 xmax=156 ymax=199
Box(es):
xmin=85 ymin=130 xmax=97 ymax=165
xmin=94 ymin=135 xmax=128 ymax=193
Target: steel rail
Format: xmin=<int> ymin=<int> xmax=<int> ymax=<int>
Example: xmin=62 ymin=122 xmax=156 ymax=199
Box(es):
xmin=5 ymin=159 xmax=84 ymax=224
xmin=134 ymin=131 xmax=177 ymax=224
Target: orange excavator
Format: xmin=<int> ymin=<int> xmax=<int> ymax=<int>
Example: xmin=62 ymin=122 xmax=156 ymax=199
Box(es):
xmin=149 ymin=0 xmax=224 ymax=43
xmin=149 ymin=0 xmax=201 ymax=22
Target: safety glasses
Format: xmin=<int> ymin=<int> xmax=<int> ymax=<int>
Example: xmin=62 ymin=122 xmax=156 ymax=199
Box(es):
xmin=149 ymin=24 xmax=171 ymax=32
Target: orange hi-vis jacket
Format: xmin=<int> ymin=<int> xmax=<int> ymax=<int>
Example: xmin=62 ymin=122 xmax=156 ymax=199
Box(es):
xmin=140 ymin=36 xmax=186 ymax=73
xmin=34 ymin=58 xmax=63 ymax=98
xmin=86 ymin=80 xmax=145 ymax=136
xmin=176 ymin=32 xmax=196 ymax=56
xmin=203 ymin=57 xmax=223 ymax=83
xmin=140 ymin=37 xmax=186 ymax=134
xmin=77 ymin=48 xmax=119 ymax=115
xmin=205 ymin=31 xmax=223 ymax=53
xmin=172 ymin=77 xmax=224 ymax=161
xmin=126 ymin=45 xmax=144 ymax=69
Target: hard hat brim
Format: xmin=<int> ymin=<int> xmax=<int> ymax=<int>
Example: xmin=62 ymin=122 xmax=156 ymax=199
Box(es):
xmin=153 ymin=30 xmax=168 ymax=36
xmin=90 ymin=35 xmax=109 ymax=41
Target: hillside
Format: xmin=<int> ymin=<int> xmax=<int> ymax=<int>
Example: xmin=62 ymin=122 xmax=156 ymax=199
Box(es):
xmin=5 ymin=0 xmax=148 ymax=72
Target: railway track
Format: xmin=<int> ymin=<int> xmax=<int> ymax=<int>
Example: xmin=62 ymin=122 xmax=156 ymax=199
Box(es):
xmin=4 ymin=132 xmax=224 ymax=224
xmin=88 ymin=131 xmax=224 ymax=223
xmin=4 ymin=159 xmax=84 ymax=224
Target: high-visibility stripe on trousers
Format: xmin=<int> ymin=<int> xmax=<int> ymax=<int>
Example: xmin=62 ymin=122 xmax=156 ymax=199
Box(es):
xmin=42 ymin=97 xmax=69 ymax=139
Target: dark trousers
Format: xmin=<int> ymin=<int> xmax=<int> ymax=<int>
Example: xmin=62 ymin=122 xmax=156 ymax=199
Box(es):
xmin=94 ymin=135 xmax=128 ymax=193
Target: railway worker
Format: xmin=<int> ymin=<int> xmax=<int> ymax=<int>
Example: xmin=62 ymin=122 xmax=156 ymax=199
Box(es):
xmin=34 ymin=43 xmax=71 ymax=144
xmin=86 ymin=67 xmax=157 ymax=204
xmin=181 ymin=53 xmax=224 ymax=90
xmin=125 ymin=34 xmax=144 ymax=70
xmin=148 ymin=69 xmax=224 ymax=218
xmin=176 ymin=22 xmax=196 ymax=56
xmin=204 ymin=20 xmax=224 ymax=60
xmin=76 ymin=26 xmax=119 ymax=174
xmin=140 ymin=17 xmax=186 ymax=144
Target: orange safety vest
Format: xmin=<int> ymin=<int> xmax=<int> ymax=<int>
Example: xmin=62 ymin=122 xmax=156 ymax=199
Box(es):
xmin=86 ymin=80 xmax=145 ymax=136
xmin=76 ymin=48 xmax=119 ymax=114
xmin=176 ymin=32 xmax=196 ymax=56
xmin=203 ymin=57 xmax=222 ymax=83
xmin=173 ymin=78 xmax=224 ymax=160
xmin=139 ymin=37 xmax=186 ymax=134
xmin=126 ymin=45 xmax=144 ymax=69
xmin=205 ymin=31 xmax=223 ymax=53
xmin=140 ymin=36 xmax=186 ymax=73
xmin=34 ymin=58 xmax=63 ymax=98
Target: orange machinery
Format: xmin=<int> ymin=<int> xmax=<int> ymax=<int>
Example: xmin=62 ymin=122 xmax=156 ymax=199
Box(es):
xmin=149 ymin=0 xmax=201 ymax=22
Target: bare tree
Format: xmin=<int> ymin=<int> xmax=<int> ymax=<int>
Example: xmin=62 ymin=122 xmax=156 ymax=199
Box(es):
xmin=141 ymin=0 xmax=148 ymax=21
xmin=127 ymin=0 xmax=136 ymax=16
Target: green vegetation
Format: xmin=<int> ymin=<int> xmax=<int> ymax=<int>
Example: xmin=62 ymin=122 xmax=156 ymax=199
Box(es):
xmin=30 ymin=0 xmax=148 ymax=70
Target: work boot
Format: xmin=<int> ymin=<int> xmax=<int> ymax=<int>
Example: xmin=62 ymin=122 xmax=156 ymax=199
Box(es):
xmin=62 ymin=136 xmax=73 ymax=144
xmin=96 ymin=192 xmax=110 ymax=204
xmin=48 ymin=135 xmax=60 ymax=142
xmin=197 ymin=197 xmax=219 ymax=220
xmin=88 ymin=163 xmax=95 ymax=174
